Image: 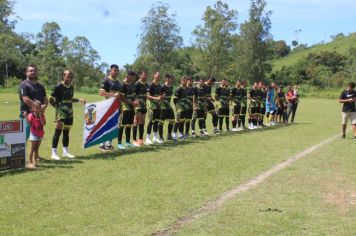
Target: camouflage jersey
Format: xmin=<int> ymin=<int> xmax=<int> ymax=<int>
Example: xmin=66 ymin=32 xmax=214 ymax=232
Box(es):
xmin=101 ymin=76 xmax=121 ymax=97
xmin=120 ymin=82 xmax=136 ymax=111
xmin=51 ymin=82 xmax=78 ymax=120
xmin=241 ymin=88 xmax=248 ymax=107
xmin=195 ymin=86 xmax=206 ymax=110
xmin=261 ymin=89 xmax=267 ymax=108
xmin=215 ymin=86 xmax=230 ymax=109
xmin=185 ymin=86 xmax=195 ymax=110
xmin=256 ymin=88 xmax=263 ymax=107
xmin=249 ymin=87 xmax=258 ymax=107
xmin=147 ymin=82 xmax=162 ymax=110
xmin=133 ymin=80 xmax=148 ymax=111
xmin=160 ymin=84 xmax=173 ymax=110
xmin=174 ymin=86 xmax=188 ymax=112
xmin=230 ymin=87 xmax=244 ymax=107
xmin=203 ymin=84 xmax=213 ymax=101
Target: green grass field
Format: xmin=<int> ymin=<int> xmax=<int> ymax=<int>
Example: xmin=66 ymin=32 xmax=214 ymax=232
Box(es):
xmin=0 ymin=92 xmax=355 ymax=235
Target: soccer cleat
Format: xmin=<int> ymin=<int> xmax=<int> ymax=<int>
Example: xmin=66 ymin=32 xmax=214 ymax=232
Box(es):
xmin=51 ymin=153 xmax=61 ymax=160
xmin=132 ymin=140 xmax=141 ymax=147
xmin=99 ymin=145 xmax=108 ymax=152
xmin=153 ymin=137 xmax=163 ymax=143
xmin=117 ymin=144 xmax=126 ymax=150
xmin=63 ymin=153 xmax=75 ymax=159
xmin=341 ymin=134 xmax=346 ymax=139
xmin=167 ymin=135 xmax=173 ymax=141
xmin=191 ymin=131 xmax=197 ymax=137
xmin=232 ymin=128 xmax=238 ymax=132
xmin=125 ymin=142 xmax=134 ymax=148
xmin=145 ymin=137 xmax=153 ymax=145
xmin=178 ymin=134 xmax=185 ymax=139
xmin=105 ymin=145 xmax=114 ymax=151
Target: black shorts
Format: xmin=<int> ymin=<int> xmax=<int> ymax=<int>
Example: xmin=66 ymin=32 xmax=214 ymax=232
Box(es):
xmin=249 ymin=106 xmax=258 ymax=115
xmin=148 ymin=109 xmax=161 ymax=121
xmin=120 ymin=110 xmax=135 ymax=126
xmin=217 ymin=107 xmax=229 ymax=117
xmin=57 ymin=118 xmax=73 ymax=128
xmin=176 ymin=110 xmax=187 ymax=122
xmin=233 ymin=104 xmax=241 ymax=116
xmin=193 ymin=109 xmax=205 ymax=120
xmin=186 ymin=109 xmax=193 ymax=120
xmin=206 ymin=101 xmax=215 ymax=112
xmin=161 ymin=108 xmax=175 ymax=121
xmin=135 ymin=108 xmax=147 ymax=115
xmin=240 ymin=106 xmax=247 ymax=115
xmin=259 ymin=106 xmax=266 ymax=116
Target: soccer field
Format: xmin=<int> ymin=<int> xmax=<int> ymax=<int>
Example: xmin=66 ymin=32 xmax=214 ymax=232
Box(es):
xmin=0 ymin=93 xmax=355 ymax=235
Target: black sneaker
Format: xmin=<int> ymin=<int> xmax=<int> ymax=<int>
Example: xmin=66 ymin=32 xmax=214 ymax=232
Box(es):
xmin=99 ymin=145 xmax=108 ymax=152
xmin=105 ymin=145 xmax=114 ymax=151
xmin=341 ymin=134 xmax=346 ymax=139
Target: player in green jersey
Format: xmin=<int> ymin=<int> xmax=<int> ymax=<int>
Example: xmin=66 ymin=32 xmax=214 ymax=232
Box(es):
xmin=191 ymin=77 xmax=207 ymax=137
xmin=117 ymin=71 xmax=139 ymax=150
xmin=132 ymin=71 xmax=149 ymax=147
xmin=160 ymin=74 xmax=175 ymax=141
xmin=50 ymin=70 xmax=85 ymax=160
xmin=172 ymin=76 xmax=188 ymax=140
xmin=215 ymin=78 xmax=231 ymax=133
xmin=145 ymin=72 xmax=164 ymax=145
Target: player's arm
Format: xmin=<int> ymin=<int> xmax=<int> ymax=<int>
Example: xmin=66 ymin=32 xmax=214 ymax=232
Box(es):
xmin=338 ymin=92 xmax=354 ymax=103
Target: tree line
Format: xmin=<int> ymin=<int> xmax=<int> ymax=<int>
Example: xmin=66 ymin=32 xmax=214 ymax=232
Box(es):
xmin=1 ymin=0 xmax=354 ymax=89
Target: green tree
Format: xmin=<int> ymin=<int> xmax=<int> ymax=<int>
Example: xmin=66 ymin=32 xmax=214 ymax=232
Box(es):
xmin=138 ymin=2 xmax=182 ymax=70
xmin=193 ymin=0 xmax=238 ymax=79
xmin=34 ymin=22 xmax=66 ymax=85
xmin=234 ymin=0 xmax=272 ymax=82
xmin=62 ymin=36 xmax=102 ymax=87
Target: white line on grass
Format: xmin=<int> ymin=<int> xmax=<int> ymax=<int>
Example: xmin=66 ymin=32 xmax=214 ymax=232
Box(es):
xmin=152 ymin=133 xmax=341 ymax=236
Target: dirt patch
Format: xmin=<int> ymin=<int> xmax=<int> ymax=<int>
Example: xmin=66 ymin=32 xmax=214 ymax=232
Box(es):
xmin=326 ymin=189 xmax=356 ymax=213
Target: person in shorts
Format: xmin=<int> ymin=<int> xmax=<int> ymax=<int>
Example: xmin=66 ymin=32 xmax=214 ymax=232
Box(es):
xmin=339 ymin=82 xmax=356 ymax=140
xmin=49 ymin=70 xmax=86 ymax=160
xmin=160 ymin=74 xmax=175 ymax=141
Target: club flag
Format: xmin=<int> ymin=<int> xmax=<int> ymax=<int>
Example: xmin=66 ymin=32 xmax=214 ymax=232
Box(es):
xmin=83 ymin=97 xmax=119 ymax=148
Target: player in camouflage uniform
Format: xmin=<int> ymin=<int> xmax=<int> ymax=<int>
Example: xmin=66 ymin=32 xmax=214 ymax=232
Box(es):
xmin=230 ymin=80 xmax=244 ymax=131
xmin=185 ymin=76 xmax=195 ymax=137
xmin=248 ymin=82 xmax=259 ymax=129
xmin=132 ymin=71 xmax=149 ymax=147
xmin=191 ymin=77 xmax=207 ymax=136
xmin=117 ymin=71 xmax=138 ymax=150
xmin=204 ymin=77 xmax=218 ymax=134
xmin=173 ymin=76 xmax=188 ymax=140
xmin=160 ymin=74 xmax=175 ymax=141
xmin=215 ymin=78 xmax=231 ymax=133
xmin=145 ymin=72 xmax=164 ymax=144
xmin=50 ymin=70 xmax=85 ymax=160
xmin=98 ymin=64 xmax=121 ymax=151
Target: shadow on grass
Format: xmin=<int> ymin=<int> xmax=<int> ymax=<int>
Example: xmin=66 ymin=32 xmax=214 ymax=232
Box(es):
xmin=1 ymin=123 xmax=308 ymax=177
xmin=0 ymin=162 xmax=76 ymax=178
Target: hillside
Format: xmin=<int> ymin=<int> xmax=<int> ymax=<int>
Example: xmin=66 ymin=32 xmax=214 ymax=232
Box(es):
xmin=272 ymin=33 xmax=356 ymax=72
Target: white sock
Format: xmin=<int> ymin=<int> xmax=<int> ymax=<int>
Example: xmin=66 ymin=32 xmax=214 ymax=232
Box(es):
xmin=52 ymin=148 xmax=57 ymax=156
xmin=172 ymin=133 xmax=177 ymax=138
xmin=146 ymin=134 xmax=151 ymax=140
xmin=63 ymin=147 xmax=69 ymax=154
xmin=153 ymin=132 xmax=158 ymax=138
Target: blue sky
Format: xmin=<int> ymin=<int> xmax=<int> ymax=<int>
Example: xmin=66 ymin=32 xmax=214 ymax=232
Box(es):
xmin=13 ymin=0 xmax=356 ymax=67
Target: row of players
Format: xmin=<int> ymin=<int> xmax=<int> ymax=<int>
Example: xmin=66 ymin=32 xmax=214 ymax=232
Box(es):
xmin=98 ymin=65 xmax=296 ymax=151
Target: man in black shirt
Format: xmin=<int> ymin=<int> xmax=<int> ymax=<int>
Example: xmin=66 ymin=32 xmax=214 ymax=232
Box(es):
xmin=98 ymin=64 xmax=121 ymax=151
xmin=18 ymin=64 xmax=48 ymax=140
xmin=339 ymin=82 xmax=356 ymax=140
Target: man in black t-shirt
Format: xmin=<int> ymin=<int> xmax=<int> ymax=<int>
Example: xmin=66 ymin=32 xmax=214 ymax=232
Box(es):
xmin=98 ymin=64 xmax=121 ymax=151
xmin=339 ymin=82 xmax=356 ymax=140
xmin=18 ymin=64 xmax=48 ymax=140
